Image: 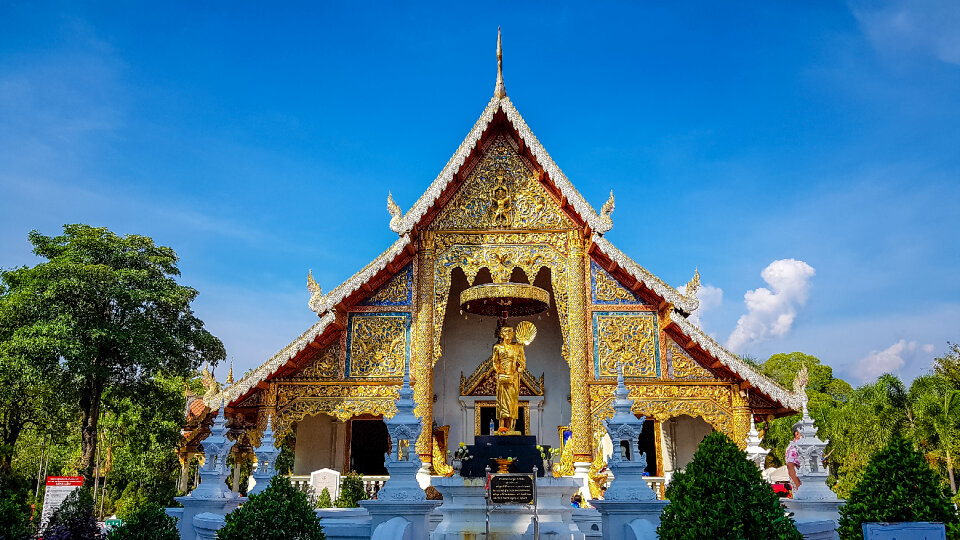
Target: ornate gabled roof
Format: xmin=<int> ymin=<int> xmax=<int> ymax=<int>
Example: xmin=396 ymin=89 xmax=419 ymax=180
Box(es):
xmin=590 ymin=234 xmax=699 ymax=314
xmin=668 ymin=311 xmax=804 ymax=410
xmin=387 ymin=95 xmax=614 ymax=236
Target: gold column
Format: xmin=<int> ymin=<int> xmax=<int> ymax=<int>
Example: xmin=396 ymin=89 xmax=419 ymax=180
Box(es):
xmin=731 ymin=383 xmax=752 ymax=450
xmin=567 ymin=232 xmax=592 ymax=461
xmin=414 ymin=232 xmax=435 ymax=465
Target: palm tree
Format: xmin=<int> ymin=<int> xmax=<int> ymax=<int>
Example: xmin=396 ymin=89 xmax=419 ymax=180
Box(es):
xmin=912 ymin=375 xmax=960 ymax=494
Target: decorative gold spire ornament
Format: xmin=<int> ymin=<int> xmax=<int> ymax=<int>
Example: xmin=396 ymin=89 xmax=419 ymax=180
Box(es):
xmin=307 ymin=270 xmax=322 ymax=296
xmin=226 ymin=359 xmax=234 ymax=385
xmin=495 ymin=27 xmax=507 ymax=99
xmin=684 ymin=269 xmax=701 ymax=300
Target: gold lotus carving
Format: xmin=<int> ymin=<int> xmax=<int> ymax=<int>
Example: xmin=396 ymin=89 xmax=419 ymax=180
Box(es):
xmin=593 ymin=265 xmax=639 ymax=304
xmin=348 ymin=314 xmax=407 ymax=378
xmin=667 ymin=339 xmax=714 ymax=380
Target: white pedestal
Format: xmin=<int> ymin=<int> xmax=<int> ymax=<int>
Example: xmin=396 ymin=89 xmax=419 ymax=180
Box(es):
xmin=360 ymin=500 xmax=441 ymax=540
xmin=430 ymin=476 xmax=584 ymax=540
xmin=171 ymin=494 xmax=244 ymax=540
xmin=783 ymin=499 xmax=844 ymax=540
xmin=591 ymin=499 xmax=668 ymax=540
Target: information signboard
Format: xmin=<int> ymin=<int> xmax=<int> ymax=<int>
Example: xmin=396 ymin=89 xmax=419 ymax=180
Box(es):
xmin=489 ymin=473 xmax=535 ymax=505
xmin=40 ymin=476 xmax=84 ymax=530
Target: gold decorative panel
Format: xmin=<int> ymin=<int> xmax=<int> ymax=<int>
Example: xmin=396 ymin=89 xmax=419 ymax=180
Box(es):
xmin=347 ymin=313 xmax=410 ymax=378
xmin=359 ymin=263 xmax=412 ymax=306
xmin=287 ymin=341 xmax=339 ymax=380
xmin=431 ymin=136 xmax=574 ymax=230
xmin=591 ymin=260 xmax=642 ymax=304
xmin=593 ymin=311 xmax=659 ymax=378
xmin=667 ymin=338 xmax=715 ymax=380
xmin=272 ymin=383 xmax=399 ymax=438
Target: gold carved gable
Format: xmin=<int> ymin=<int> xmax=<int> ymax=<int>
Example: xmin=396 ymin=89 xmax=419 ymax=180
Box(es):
xmin=283 ymin=340 xmax=340 ymax=381
xmin=459 ymin=356 xmax=545 ymax=396
xmin=593 ymin=311 xmax=659 ymax=378
xmin=666 ymin=338 xmax=716 ymax=381
xmin=431 ymin=136 xmax=574 ymax=231
xmin=346 ymin=313 xmax=410 ymax=378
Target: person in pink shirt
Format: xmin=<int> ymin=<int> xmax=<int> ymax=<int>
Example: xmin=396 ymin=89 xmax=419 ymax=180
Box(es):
xmin=785 ymin=427 xmax=802 ymax=492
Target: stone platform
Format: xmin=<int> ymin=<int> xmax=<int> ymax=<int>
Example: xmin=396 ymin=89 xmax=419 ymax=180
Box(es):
xmin=431 ymin=475 xmax=584 ymax=539
xmin=461 ymin=435 xmax=545 ymax=478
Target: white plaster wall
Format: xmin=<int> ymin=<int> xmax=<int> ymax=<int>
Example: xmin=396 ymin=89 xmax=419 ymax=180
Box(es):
xmin=661 ymin=415 xmax=713 ymax=474
xmin=433 ymin=267 xmax=571 ymax=450
xmin=293 ymin=414 xmax=346 ymax=475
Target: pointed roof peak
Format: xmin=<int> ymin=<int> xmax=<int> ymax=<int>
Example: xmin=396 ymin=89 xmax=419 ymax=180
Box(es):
xmin=495 ymin=27 xmax=506 ymax=99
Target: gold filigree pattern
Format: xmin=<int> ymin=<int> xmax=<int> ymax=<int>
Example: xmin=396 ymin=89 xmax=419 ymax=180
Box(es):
xmin=431 ymin=137 xmax=573 ymax=231
xmin=592 ymin=262 xmax=641 ymax=304
xmin=347 ymin=314 xmax=408 ymax=378
xmin=272 ymin=383 xmax=399 ymax=438
xmin=567 ymin=233 xmax=592 ymax=458
xmin=431 ymin=233 xmax=572 ymax=367
xmin=288 ymin=341 xmax=339 ymax=380
xmin=594 ymin=312 xmax=659 ymax=378
xmin=432 ymin=438 xmax=453 ymax=476
xmin=588 ymin=382 xmax=745 ymax=450
xmin=360 ymin=265 xmax=412 ymax=306
xmin=459 ymin=356 xmax=544 ymax=396
xmin=667 ymin=339 xmax=714 ymax=380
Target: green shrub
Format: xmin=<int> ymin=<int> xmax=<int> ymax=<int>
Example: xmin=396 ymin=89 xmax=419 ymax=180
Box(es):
xmin=107 ymin=503 xmax=178 ymax=540
xmin=217 ymin=475 xmax=325 ymax=540
xmin=115 ymin=483 xmax=147 ymax=522
xmin=838 ymin=436 xmax=959 ymax=539
xmin=334 ymin=471 xmax=367 ymax=508
xmin=0 ymin=496 xmax=33 ymax=540
xmin=658 ymin=431 xmax=801 ymax=540
xmin=316 ymin=487 xmax=332 ymax=509
xmin=44 ymin=487 xmax=102 ymax=540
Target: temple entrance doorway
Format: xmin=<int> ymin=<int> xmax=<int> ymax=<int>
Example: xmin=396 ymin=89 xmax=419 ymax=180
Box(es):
xmin=349 ymin=418 xmax=389 ymax=475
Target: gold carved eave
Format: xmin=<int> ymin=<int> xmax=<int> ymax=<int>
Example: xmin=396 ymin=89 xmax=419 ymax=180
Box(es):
xmin=460 ymin=356 xmax=545 ymax=396
xmin=271 ymin=381 xmax=401 ymax=439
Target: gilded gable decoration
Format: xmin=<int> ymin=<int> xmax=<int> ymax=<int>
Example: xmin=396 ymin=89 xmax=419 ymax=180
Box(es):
xmin=590 ymin=260 xmax=643 ymax=305
xmin=593 ymin=311 xmax=659 ymax=378
xmin=359 ymin=263 xmax=413 ymax=306
xmin=431 ymin=137 xmax=573 ymax=231
xmin=666 ymin=338 xmax=714 ymax=380
xmin=346 ymin=313 xmax=410 ymax=378
xmin=288 ymin=341 xmax=340 ymax=380
xmin=460 ymin=356 xmax=545 ymax=397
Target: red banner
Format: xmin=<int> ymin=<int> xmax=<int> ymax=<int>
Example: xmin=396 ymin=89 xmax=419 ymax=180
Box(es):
xmin=45 ymin=476 xmax=83 ymax=487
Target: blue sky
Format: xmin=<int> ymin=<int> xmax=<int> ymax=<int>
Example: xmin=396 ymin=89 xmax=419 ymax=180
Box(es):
xmin=1 ymin=2 xmax=958 ymax=386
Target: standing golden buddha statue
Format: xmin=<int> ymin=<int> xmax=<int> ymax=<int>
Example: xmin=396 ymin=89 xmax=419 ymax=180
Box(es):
xmin=490 ymin=321 xmax=536 ymax=435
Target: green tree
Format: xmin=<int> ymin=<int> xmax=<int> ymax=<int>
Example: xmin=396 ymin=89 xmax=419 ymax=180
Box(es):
xmin=334 ymin=471 xmax=367 ymax=508
xmin=44 ymin=486 xmax=101 ymax=540
xmin=912 ymin=375 xmax=960 ymax=494
xmin=2 ymin=225 xmax=225 ymax=484
xmin=0 ymin=274 xmax=70 ymax=474
xmin=217 ymin=475 xmax=325 ymax=540
xmin=106 ymin=503 xmax=178 ymax=540
xmin=838 ymin=437 xmax=958 ymax=539
xmin=934 ymin=343 xmax=960 ymax=387
xmin=657 ymin=431 xmax=801 ymax=540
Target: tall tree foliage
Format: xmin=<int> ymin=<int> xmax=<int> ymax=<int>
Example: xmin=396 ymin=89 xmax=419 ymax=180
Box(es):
xmin=1 ymin=225 xmax=225 ymax=485
xmin=911 ymin=375 xmax=960 ymax=494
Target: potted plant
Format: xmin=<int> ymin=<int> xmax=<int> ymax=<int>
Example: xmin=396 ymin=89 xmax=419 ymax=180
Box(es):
xmin=449 ymin=443 xmax=472 ymax=476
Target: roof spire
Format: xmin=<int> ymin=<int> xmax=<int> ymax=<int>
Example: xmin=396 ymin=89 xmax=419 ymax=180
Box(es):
xmin=495 ymin=27 xmax=507 ymax=99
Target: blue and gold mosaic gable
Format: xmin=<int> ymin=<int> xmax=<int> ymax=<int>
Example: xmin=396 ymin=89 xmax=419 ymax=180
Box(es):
xmin=345 ymin=312 xmax=410 ymax=378
xmin=359 ymin=263 xmax=413 ymax=306
xmin=593 ymin=311 xmax=660 ymax=378
xmin=590 ymin=260 xmax=643 ymax=305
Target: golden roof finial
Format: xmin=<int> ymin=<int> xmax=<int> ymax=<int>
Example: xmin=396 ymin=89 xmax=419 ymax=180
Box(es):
xmin=495 ymin=27 xmax=507 ymax=99
xmin=226 ymin=358 xmax=234 ymax=385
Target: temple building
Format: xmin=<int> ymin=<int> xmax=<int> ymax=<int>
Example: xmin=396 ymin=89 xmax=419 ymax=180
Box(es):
xmin=179 ymin=33 xmax=803 ymax=498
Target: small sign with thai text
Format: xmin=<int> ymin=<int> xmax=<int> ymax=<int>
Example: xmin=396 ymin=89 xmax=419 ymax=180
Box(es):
xmin=40 ymin=476 xmax=84 ymax=531
xmin=863 ymin=522 xmax=946 ymax=540
xmin=489 ymin=473 xmax=535 ymax=505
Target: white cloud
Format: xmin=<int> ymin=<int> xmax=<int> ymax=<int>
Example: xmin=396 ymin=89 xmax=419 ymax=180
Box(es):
xmin=677 ymin=283 xmax=723 ymax=328
xmin=851 ymin=0 xmax=960 ymax=65
xmin=726 ymin=259 xmax=816 ymax=352
xmin=857 ymin=339 xmax=936 ymax=382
